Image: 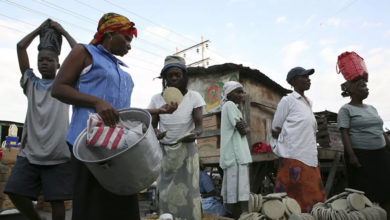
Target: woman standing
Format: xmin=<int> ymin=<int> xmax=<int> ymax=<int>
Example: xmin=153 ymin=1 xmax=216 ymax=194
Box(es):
xmin=338 ymin=77 xmax=390 ymax=217
xmin=271 ymin=67 xmax=326 ymax=213
xmin=219 ymin=81 xmax=252 ymax=219
xmin=51 ymin=13 xmax=173 ymax=220
xmin=148 ymin=55 xmax=205 ymax=220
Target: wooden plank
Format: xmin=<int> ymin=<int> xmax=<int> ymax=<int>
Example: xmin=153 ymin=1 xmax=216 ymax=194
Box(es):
xmin=200 ymin=153 xmax=277 ymax=165
xmin=252 ymin=153 xmax=278 ymax=162
xmin=243 ymin=95 xmax=252 ymax=147
xmin=198 ymin=130 xmax=220 ymax=138
xmin=324 ymin=152 xmax=342 ymax=197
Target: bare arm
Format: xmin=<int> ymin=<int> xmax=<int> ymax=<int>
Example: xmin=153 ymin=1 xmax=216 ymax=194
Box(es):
xmin=147 ymin=102 xmax=178 ymax=115
xmin=50 ymin=21 xmax=77 ymax=48
xmin=192 ymin=106 xmax=204 ymax=136
xmin=17 ymin=19 xmax=50 ymax=75
xmin=51 ymin=44 xmax=119 ymax=127
xmin=236 ymin=120 xmax=250 ymax=136
xmin=340 ymin=128 xmax=361 ymax=167
xmin=181 ymin=106 xmax=203 ymax=143
xmin=383 ymin=132 xmax=390 ymax=150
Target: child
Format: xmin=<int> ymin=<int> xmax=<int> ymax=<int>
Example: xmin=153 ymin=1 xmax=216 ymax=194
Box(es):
xmin=148 ymin=55 xmax=205 ymax=220
xmin=219 ymin=81 xmax=252 ymax=219
xmin=4 ymin=19 xmax=76 ymax=220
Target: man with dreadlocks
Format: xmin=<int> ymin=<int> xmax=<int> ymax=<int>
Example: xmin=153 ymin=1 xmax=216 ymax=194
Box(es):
xmin=52 ymin=13 xmax=175 ymax=220
xmin=148 ymin=56 xmax=205 ymax=220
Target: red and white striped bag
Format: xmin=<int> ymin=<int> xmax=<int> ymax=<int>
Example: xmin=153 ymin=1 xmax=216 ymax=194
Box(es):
xmin=86 ymin=114 xmax=126 ymax=150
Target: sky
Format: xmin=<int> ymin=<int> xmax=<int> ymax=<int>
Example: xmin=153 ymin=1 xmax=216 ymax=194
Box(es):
xmin=0 ymin=0 xmax=389 ymax=129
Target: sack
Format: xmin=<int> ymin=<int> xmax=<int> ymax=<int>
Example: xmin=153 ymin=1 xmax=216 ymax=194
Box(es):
xmin=86 ymin=113 xmax=144 ymax=150
xmin=38 ymin=22 xmax=62 ymax=55
xmin=336 ymin=51 xmax=368 ymax=81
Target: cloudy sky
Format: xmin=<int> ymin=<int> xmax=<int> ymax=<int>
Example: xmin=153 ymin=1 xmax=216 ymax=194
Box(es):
xmin=0 ymin=0 xmax=389 ymax=128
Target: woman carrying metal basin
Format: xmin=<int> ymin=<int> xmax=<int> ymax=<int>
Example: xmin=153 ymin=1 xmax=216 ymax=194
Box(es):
xmin=51 ymin=13 xmax=176 ymax=220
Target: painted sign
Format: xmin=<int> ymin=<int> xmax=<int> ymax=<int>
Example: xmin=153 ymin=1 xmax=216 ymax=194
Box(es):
xmin=203 ymin=74 xmax=239 ymax=112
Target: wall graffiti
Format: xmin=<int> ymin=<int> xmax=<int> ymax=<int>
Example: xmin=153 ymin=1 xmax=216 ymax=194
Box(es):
xmin=204 ymin=74 xmax=238 ymax=112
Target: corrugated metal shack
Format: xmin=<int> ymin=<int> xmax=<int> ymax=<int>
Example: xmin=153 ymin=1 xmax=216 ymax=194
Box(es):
xmin=187 ymin=63 xmax=291 ymax=193
xmin=187 ymin=64 xmax=347 ymax=196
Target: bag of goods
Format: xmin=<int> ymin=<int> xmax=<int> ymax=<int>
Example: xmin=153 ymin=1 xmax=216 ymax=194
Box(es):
xmin=336 ymin=51 xmax=368 ymax=81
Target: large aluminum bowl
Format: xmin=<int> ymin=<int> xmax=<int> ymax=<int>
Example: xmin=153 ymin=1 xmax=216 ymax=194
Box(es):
xmin=73 ymin=108 xmax=162 ymax=195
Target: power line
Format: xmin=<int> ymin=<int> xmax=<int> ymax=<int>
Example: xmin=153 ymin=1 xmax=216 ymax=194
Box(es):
xmin=0 ymin=12 xmax=36 ymax=27
xmin=0 ymin=0 xmax=169 ymax=60
xmin=0 ymin=0 xmax=93 ymax=33
xmin=33 ymin=0 xmax=174 ymax=53
xmin=69 ymin=0 xmax=176 ymax=53
xmin=73 ymin=0 xmax=187 ymax=49
xmin=0 ymin=23 xmax=27 ymax=34
xmin=33 ymin=0 xmax=96 ymax=24
xmin=102 ymin=0 xmax=194 ymax=47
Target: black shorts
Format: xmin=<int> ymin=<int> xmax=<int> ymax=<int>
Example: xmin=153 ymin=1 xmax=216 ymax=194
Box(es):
xmin=4 ymin=156 xmax=73 ymax=201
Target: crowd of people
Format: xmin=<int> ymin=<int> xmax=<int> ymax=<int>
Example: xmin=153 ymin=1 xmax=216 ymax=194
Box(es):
xmin=2 ymin=12 xmax=390 ymax=220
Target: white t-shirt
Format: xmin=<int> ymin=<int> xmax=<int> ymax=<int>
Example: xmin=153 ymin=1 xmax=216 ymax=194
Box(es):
xmin=148 ymin=90 xmax=205 ymax=144
xmin=271 ymin=91 xmax=318 ymax=167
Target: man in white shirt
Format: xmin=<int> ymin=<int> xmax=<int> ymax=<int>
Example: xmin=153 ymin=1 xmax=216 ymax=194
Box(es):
xmin=271 ymin=67 xmax=326 ymax=213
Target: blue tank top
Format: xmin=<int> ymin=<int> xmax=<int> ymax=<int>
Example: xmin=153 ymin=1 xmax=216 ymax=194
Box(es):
xmin=66 ymin=44 xmax=134 ymax=145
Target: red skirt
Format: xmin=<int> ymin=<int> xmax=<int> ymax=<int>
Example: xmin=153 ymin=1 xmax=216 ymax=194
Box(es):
xmin=274 ymin=158 xmax=326 ymax=213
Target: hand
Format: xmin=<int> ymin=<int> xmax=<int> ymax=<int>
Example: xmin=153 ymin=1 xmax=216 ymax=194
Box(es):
xmin=38 ymin=18 xmax=51 ymax=30
xmin=155 ymin=129 xmax=167 ymax=140
xmin=94 ymin=99 xmax=119 ymax=127
xmin=236 ymin=120 xmax=249 ymax=136
xmin=272 ymin=127 xmax=281 ymax=139
xmin=181 ymin=132 xmax=197 ymax=143
xmin=348 ymin=154 xmax=362 ymax=168
xmin=159 ymin=102 xmax=178 ymax=114
xmin=49 ymin=20 xmax=67 ymax=35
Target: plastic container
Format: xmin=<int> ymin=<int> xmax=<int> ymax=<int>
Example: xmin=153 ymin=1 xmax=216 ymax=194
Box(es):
xmin=73 ymin=108 xmax=162 ymax=195
xmin=336 ymin=51 xmax=368 ymax=81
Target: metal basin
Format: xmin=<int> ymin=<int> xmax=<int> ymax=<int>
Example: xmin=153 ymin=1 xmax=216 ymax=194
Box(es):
xmin=73 ymin=108 xmax=162 ymax=195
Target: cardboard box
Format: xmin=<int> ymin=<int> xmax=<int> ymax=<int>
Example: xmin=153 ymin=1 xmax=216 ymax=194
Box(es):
xmin=197 ymin=136 xmax=220 ymax=157
xmin=0 ymin=182 xmax=10 ymax=200
xmin=0 ymin=163 xmax=13 ymax=182
xmin=202 ymin=114 xmax=220 ymax=130
xmin=0 ymin=198 xmax=14 ymax=210
xmin=1 ymin=147 xmax=19 ymax=164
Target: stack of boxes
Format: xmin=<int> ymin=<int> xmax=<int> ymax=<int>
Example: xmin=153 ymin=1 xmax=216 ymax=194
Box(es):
xmin=0 ymin=124 xmax=19 ymax=210
xmin=197 ymin=113 xmax=221 ymax=158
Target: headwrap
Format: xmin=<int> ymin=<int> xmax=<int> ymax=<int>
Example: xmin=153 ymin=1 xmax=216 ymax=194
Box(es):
xmin=220 ymin=81 xmax=243 ymax=105
xmin=160 ymin=55 xmax=187 ymax=78
xmin=90 ymin=13 xmax=137 ymax=45
xmin=340 ymin=81 xmax=352 ymax=97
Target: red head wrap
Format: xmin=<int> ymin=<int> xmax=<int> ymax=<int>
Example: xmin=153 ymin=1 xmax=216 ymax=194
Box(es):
xmin=90 ymin=13 xmax=137 ymax=45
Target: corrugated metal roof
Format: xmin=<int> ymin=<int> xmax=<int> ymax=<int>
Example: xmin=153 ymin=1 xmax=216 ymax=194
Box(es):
xmin=188 ymin=63 xmax=291 ymax=95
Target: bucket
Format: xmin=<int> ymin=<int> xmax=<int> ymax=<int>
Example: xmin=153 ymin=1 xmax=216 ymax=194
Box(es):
xmin=73 ymin=108 xmax=162 ymax=195
xmin=336 ymin=51 xmax=368 ymax=81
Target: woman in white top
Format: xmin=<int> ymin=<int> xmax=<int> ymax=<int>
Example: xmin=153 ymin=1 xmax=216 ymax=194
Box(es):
xmin=148 ymin=56 xmax=205 ymax=220
xmin=219 ymin=81 xmax=252 ymax=219
xmin=271 ymin=67 xmax=326 ymax=213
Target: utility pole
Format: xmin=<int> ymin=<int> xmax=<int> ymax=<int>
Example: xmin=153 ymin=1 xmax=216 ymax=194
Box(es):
xmin=174 ymin=36 xmax=210 ymax=67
